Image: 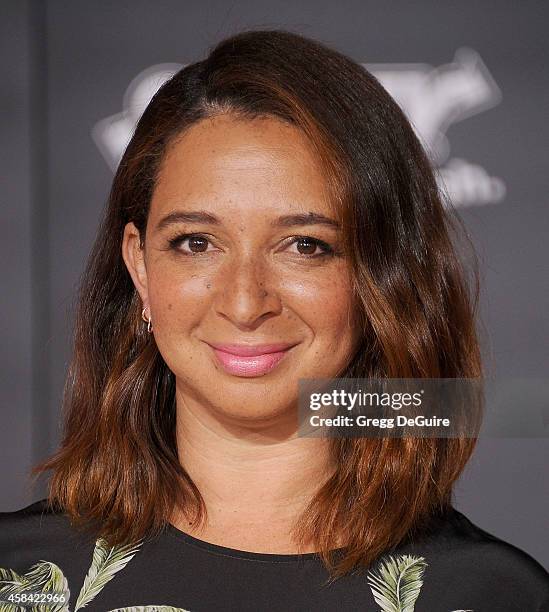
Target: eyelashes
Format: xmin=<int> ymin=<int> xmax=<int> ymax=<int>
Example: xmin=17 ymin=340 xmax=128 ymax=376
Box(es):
xmin=166 ymin=233 xmax=338 ymax=259
xmin=167 ymin=233 xmax=209 ymax=254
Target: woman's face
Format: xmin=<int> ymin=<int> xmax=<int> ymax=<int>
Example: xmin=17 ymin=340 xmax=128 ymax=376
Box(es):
xmin=123 ymin=113 xmax=360 ymax=425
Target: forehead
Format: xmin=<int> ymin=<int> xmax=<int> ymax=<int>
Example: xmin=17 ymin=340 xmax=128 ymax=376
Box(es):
xmin=150 ymin=114 xmax=336 ymax=218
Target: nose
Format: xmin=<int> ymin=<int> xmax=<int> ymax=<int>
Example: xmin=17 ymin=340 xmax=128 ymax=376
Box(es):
xmin=213 ymin=254 xmax=282 ymax=330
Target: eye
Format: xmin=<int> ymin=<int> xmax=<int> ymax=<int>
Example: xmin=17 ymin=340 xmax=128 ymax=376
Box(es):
xmin=167 ymin=233 xmax=337 ymax=259
xmin=285 ymin=236 xmax=335 ymax=258
xmin=167 ymin=233 xmax=214 ymax=254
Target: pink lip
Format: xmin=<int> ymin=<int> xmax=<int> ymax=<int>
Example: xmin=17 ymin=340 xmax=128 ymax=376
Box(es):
xmin=205 ymin=342 xmax=298 ymax=377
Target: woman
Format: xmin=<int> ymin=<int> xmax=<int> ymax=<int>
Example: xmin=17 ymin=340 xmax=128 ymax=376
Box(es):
xmin=1 ymin=28 xmax=547 ymax=612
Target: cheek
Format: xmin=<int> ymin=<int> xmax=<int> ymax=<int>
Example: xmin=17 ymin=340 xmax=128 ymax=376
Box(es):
xmin=284 ymin=270 xmax=357 ymax=339
xmin=146 ymin=259 xmax=356 ymax=339
xmin=286 ymin=273 xmax=358 ymax=379
xmin=147 ymin=267 xmax=212 ymax=330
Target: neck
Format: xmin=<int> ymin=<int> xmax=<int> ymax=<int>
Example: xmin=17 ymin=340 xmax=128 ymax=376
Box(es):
xmin=170 ymin=388 xmax=336 ymax=553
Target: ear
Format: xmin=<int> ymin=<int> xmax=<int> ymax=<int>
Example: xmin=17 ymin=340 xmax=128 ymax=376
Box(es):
xmin=122 ymin=222 xmax=149 ymax=304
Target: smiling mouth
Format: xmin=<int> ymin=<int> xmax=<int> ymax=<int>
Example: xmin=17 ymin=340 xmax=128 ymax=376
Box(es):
xmin=205 ymin=343 xmax=298 ymax=377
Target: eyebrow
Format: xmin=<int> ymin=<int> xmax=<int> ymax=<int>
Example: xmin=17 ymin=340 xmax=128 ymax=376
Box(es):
xmin=155 ymin=209 xmax=341 ymax=231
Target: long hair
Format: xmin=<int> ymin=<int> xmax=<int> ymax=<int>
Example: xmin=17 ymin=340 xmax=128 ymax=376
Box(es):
xmin=31 ymin=28 xmax=483 ymax=580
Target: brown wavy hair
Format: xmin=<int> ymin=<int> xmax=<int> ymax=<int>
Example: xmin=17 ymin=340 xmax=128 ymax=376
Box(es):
xmin=32 ymin=28 xmax=483 ymax=580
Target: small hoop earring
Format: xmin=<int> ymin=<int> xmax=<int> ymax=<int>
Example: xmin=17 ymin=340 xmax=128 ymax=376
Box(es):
xmin=141 ymin=306 xmax=153 ymax=333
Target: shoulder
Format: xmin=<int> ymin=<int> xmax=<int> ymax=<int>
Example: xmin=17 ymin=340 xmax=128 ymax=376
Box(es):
xmin=0 ymin=498 xmax=95 ymax=572
xmin=0 ymin=497 xmax=60 ymax=540
xmin=447 ymin=507 xmax=547 ymax=577
xmin=0 ymin=497 xmax=67 ymax=535
xmin=398 ymin=507 xmax=549 ymax=610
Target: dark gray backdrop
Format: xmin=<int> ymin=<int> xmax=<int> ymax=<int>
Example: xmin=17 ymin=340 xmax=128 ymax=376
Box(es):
xmin=2 ymin=0 xmax=547 ymax=568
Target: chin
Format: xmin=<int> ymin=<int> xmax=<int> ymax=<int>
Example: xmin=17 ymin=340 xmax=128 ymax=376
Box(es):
xmin=207 ymin=392 xmax=296 ymax=424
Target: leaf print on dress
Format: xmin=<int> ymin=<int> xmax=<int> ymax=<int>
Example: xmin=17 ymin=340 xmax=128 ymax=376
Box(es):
xmin=0 ymin=561 xmax=70 ymax=612
xmin=109 ymin=606 xmax=190 ymax=612
xmin=73 ymin=537 xmax=142 ymax=610
xmin=366 ymin=554 xmax=428 ymax=612
xmin=3 ymin=544 xmax=475 ymax=612
xmin=0 ymin=537 xmax=189 ymax=612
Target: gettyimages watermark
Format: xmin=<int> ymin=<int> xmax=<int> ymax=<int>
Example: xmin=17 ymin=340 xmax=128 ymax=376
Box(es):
xmin=297 ymin=377 xmax=549 ymax=438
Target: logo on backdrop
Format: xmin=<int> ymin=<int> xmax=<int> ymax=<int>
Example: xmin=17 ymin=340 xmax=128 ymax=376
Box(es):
xmin=92 ymin=48 xmax=505 ymax=208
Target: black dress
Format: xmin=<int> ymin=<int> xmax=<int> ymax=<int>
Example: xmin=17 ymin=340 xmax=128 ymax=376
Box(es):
xmin=1 ymin=498 xmax=548 ymax=611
